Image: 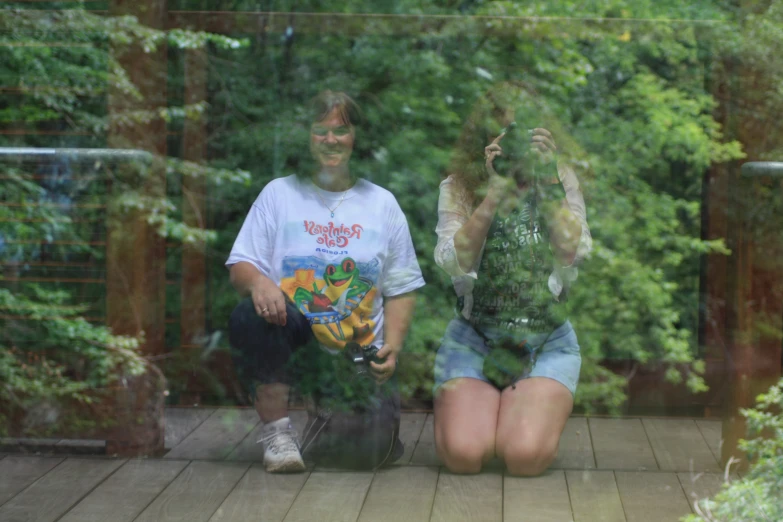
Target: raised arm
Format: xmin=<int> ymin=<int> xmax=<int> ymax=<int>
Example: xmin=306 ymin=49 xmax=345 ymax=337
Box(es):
xmin=434 ymin=135 xmax=520 ymax=277
xmin=537 ymin=161 xmax=591 ymax=267
xmin=527 ymin=128 xmax=591 ymax=267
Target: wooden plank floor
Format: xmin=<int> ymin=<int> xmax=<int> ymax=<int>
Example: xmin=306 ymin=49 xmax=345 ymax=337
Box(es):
xmin=0 ymin=409 xmax=730 ymax=522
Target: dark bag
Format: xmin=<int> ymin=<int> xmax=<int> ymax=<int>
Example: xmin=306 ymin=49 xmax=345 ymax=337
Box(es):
xmin=300 ymin=379 xmax=403 ymax=470
xmin=297 ymin=343 xmax=403 ymax=470
xmin=293 ymin=343 xmax=403 ymax=470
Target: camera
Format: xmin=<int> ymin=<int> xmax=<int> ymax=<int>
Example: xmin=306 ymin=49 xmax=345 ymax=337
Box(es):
xmin=493 ymin=121 xmax=558 ymax=183
xmin=343 ymin=342 xmax=386 ymax=375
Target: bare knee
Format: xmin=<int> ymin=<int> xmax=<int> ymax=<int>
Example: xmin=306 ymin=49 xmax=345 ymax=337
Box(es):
xmin=437 ymin=433 xmax=493 ymax=474
xmin=502 ymin=441 xmax=557 ymax=477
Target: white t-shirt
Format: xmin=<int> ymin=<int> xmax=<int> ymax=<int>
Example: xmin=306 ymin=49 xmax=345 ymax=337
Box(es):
xmin=226 ymin=175 xmax=425 ymax=352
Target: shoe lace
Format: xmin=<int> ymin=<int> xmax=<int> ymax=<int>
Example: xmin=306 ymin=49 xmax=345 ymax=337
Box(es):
xmin=259 ymin=427 xmax=300 ymax=454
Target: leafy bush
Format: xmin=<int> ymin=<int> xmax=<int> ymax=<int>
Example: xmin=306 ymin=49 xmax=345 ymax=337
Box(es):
xmin=683 ymin=379 xmax=783 ymax=522
xmin=0 ymin=287 xmax=146 ymax=436
xmin=0 ymin=4 xmax=248 ymax=434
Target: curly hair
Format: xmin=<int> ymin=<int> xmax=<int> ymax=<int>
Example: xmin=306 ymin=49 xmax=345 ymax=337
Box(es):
xmin=446 ymin=81 xmax=574 ymax=208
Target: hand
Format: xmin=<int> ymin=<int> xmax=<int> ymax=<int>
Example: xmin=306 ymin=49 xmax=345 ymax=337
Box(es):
xmin=483 ymin=132 xmax=515 ymax=195
xmin=369 ymin=343 xmax=400 ymax=384
xmin=250 ymin=277 xmax=287 ymax=326
xmin=530 ymin=128 xmax=558 ymax=177
xmin=484 ymin=131 xmax=506 ymax=177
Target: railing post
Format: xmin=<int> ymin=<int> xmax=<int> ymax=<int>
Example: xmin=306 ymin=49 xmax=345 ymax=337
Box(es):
xmin=106 ymin=0 xmax=168 ymax=355
xmin=179 ymin=43 xmax=209 ymax=404
xmin=105 ymin=0 xmax=168 ymax=455
xmin=722 ymin=162 xmax=783 ymax=470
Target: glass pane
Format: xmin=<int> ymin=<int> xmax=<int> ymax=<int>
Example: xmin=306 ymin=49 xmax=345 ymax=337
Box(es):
xmin=1 ymin=1 xmax=780 ymax=521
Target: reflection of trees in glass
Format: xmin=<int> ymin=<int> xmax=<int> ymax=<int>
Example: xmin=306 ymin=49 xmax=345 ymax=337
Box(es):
xmin=204 ymin=0 xmax=750 ymax=412
xmin=5 ymin=0 xmax=778 ymax=418
xmin=0 ymin=4 xmax=248 ymax=435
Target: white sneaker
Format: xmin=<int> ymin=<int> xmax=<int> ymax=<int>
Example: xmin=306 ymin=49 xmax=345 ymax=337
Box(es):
xmin=258 ymin=417 xmax=305 ymax=473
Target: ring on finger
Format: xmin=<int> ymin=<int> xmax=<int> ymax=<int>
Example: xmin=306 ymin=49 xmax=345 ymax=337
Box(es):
xmin=261 ymin=307 xmax=269 ymax=314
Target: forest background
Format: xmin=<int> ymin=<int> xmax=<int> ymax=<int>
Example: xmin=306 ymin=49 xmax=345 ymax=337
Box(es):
xmin=1 ymin=0 xmax=781 ymax=424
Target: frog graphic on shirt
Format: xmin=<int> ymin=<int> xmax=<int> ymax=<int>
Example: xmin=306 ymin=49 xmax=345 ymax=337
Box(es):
xmin=292 ymin=257 xmax=374 ymax=346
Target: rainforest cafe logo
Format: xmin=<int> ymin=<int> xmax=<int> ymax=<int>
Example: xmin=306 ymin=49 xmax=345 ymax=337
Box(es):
xmin=304 ymin=221 xmax=363 ymax=248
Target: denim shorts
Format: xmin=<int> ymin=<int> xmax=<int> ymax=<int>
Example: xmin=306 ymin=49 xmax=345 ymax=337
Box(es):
xmin=433 ymin=317 xmax=581 ymax=396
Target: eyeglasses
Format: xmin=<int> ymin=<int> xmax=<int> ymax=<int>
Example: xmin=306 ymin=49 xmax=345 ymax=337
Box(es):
xmin=311 ymin=125 xmax=352 ymax=137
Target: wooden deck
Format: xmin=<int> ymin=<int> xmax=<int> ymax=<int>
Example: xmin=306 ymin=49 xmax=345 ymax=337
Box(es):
xmin=0 ymin=408 xmax=732 ymax=522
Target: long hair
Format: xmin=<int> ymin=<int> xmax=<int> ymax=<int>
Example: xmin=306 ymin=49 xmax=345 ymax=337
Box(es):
xmin=447 ymin=81 xmax=581 ymax=207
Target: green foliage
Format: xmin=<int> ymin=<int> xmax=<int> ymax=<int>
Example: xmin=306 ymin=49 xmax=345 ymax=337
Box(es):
xmin=0 ymin=287 xmax=146 ymax=436
xmin=0 ymin=7 xmax=246 ymax=133
xmin=0 ymin=4 xmax=249 ymax=245
xmin=0 ymin=3 xmax=248 ymax=434
xmin=203 ymin=0 xmax=746 ymax=410
xmin=683 ymin=379 xmax=783 ymax=522
xmin=3 ymin=0 xmax=777 ymax=415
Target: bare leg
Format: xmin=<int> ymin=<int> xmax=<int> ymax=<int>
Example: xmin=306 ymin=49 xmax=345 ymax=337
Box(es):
xmin=434 ymin=378 xmax=501 ymax=474
xmin=255 ymin=383 xmax=290 ymax=423
xmin=495 ymin=377 xmax=573 ymax=476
